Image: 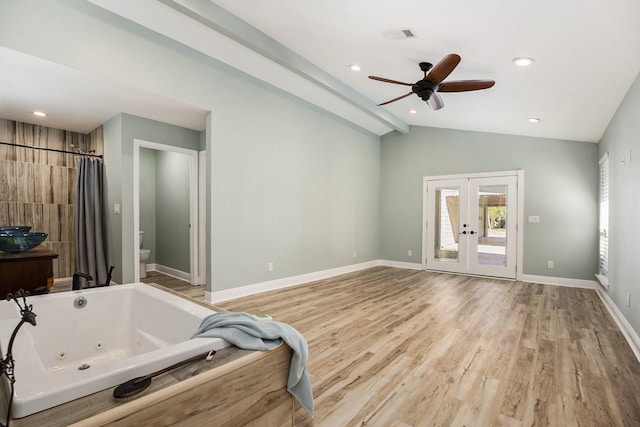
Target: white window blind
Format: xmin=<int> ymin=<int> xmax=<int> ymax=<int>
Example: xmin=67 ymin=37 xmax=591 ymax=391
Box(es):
xmin=598 ymin=153 xmax=609 ymax=279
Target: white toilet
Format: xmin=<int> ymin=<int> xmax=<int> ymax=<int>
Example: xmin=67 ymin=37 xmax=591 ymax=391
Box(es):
xmin=139 ymin=231 xmax=151 ymax=279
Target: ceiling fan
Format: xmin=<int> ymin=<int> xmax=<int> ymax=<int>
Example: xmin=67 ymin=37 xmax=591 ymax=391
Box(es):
xmin=368 ymin=54 xmax=495 ymax=110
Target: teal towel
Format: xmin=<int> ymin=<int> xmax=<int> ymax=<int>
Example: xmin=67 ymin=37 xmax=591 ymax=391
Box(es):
xmin=191 ymin=312 xmax=314 ymax=417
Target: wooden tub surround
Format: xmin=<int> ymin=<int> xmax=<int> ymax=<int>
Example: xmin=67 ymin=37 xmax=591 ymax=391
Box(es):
xmin=1 ymin=345 xmax=293 ymax=426
xmin=0 ymin=284 xmax=296 ymax=426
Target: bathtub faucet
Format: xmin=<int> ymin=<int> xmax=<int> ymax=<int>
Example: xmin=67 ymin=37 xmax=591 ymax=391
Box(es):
xmin=72 ymin=266 xmax=115 ymax=290
xmin=1 ymin=289 xmax=37 ymax=383
xmin=72 ymin=272 xmax=93 ymax=291
xmin=0 ymin=289 xmax=37 ymax=426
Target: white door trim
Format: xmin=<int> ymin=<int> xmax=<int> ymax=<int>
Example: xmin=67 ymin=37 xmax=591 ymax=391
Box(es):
xmin=133 ymin=139 xmax=200 ymax=284
xmin=198 ymin=150 xmax=207 ymax=285
xmin=422 ymin=170 xmax=524 ymax=280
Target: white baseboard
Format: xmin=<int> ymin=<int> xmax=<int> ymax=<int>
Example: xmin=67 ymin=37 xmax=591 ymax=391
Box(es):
xmin=153 ymin=264 xmax=191 ymax=283
xmin=206 ymin=262 xmax=598 ymax=303
xmin=595 ymin=286 xmax=640 ymax=363
xmin=378 ymin=260 xmax=423 ymax=270
xmin=520 ymin=274 xmax=596 ymax=289
xmin=206 ymin=260 xmax=381 ymax=303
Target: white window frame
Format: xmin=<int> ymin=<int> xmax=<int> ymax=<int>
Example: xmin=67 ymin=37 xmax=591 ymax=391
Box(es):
xmin=596 ymin=152 xmax=609 ymax=289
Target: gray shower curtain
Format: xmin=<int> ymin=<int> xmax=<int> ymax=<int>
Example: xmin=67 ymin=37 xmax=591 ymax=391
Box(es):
xmin=74 ymin=157 xmax=108 ymax=286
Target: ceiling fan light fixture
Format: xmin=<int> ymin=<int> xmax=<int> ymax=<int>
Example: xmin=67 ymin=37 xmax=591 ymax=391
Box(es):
xmin=513 ymin=57 xmax=535 ymax=67
xmin=349 ymin=64 xmax=361 ymax=71
xmin=368 ymin=53 xmax=495 ymax=109
xmin=408 ymin=109 xmax=417 ymax=114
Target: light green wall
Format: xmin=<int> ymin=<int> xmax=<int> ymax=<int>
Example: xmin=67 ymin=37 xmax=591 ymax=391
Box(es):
xmin=209 ymin=99 xmax=380 ymax=290
xmin=139 ymin=148 xmax=191 ymax=273
xmin=598 ymin=72 xmax=640 ymax=336
xmin=139 ymin=148 xmax=157 ymax=262
xmin=2 ymin=0 xmax=617 ymax=298
xmin=1 ymin=0 xmax=380 ymax=291
xmin=102 ymin=115 xmax=123 ymax=283
xmin=103 ymin=113 xmax=200 ymax=283
xmin=139 ymin=149 xmax=192 ymax=273
xmin=381 ymin=126 xmax=599 ymax=280
xmin=155 ymin=150 xmax=190 ymax=273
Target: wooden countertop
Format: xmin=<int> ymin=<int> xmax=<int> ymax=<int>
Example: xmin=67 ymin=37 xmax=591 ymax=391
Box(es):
xmin=0 ymin=245 xmax=58 ymax=261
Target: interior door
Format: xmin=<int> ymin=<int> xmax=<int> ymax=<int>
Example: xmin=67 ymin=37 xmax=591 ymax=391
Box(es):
xmin=425 ymin=175 xmax=518 ymax=279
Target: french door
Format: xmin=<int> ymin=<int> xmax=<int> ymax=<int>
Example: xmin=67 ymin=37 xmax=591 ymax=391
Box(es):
xmin=424 ymin=174 xmax=518 ymax=279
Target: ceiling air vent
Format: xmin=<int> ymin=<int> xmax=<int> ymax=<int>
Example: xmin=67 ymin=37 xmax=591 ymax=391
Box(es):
xmin=382 ymin=28 xmax=418 ymax=41
xmin=402 ymin=29 xmax=415 ymax=38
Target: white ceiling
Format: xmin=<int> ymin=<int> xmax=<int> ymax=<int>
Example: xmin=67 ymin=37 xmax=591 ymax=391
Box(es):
xmin=2 ymin=0 xmax=640 ymax=142
xmin=0 ymin=46 xmax=209 ymax=134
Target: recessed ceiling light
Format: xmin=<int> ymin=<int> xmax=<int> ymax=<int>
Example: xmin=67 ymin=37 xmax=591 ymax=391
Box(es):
xmin=513 ymin=57 xmax=535 ymax=67
xmin=409 ymin=109 xmax=417 ymax=114
xmin=528 ymin=117 xmax=541 ymax=123
xmin=349 ymin=64 xmax=361 ymax=71
xmin=33 ymin=111 xmax=47 ymax=117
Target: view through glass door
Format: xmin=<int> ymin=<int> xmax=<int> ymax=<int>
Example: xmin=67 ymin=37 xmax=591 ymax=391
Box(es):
xmin=424 ymin=174 xmax=518 ymax=279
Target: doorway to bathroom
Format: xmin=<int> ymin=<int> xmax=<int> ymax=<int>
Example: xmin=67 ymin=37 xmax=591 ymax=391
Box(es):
xmin=133 ymin=139 xmax=202 ymax=285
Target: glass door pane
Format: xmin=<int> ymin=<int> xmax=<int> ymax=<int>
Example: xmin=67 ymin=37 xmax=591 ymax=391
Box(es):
xmin=476 ymin=184 xmax=507 ymax=267
xmin=426 ymin=179 xmax=468 ymax=274
xmin=467 ymin=176 xmax=517 ymax=279
xmin=434 ymin=186 xmax=460 ymax=262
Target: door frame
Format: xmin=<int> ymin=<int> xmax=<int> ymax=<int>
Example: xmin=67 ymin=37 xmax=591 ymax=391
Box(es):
xmin=422 ymin=170 xmax=524 ymax=280
xmin=133 ymin=139 xmax=200 ymax=284
xmin=198 ymin=150 xmax=207 ymax=285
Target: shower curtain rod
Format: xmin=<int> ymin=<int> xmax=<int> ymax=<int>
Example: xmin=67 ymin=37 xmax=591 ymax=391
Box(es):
xmin=0 ymin=140 xmax=103 ymax=159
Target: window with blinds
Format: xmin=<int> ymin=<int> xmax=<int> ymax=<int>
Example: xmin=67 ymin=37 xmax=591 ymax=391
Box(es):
xmin=597 ymin=153 xmax=609 ymax=286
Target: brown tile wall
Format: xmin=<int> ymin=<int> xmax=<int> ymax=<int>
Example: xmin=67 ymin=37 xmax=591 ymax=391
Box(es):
xmin=0 ymin=119 xmax=104 ymax=278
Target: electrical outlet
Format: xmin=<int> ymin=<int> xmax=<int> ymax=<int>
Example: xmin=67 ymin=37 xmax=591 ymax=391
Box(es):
xmin=353 ymin=251 xmax=357 ymax=258
xmin=528 ymin=215 xmax=540 ymax=223
xmin=547 ymin=260 xmax=554 ymax=269
xmin=268 ymin=262 xmax=273 ymax=272
xmin=408 ymin=249 xmax=412 ymax=257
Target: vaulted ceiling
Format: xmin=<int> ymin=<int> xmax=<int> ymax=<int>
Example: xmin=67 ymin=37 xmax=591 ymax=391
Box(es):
xmin=2 ymin=0 xmax=640 ymax=142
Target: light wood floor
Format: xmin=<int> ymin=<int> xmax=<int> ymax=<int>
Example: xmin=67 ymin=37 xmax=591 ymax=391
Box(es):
xmin=140 ymin=271 xmax=206 ymax=300
xmin=94 ymin=269 xmax=640 ymax=425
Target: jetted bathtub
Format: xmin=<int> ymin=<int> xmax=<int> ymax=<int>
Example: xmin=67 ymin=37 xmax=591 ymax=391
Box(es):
xmin=0 ymin=283 xmax=228 ymax=418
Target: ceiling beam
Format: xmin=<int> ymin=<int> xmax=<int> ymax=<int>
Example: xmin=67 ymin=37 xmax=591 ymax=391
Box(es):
xmin=158 ymin=0 xmax=409 ymax=134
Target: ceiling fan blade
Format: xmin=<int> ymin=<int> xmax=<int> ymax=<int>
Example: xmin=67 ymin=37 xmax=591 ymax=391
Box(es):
xmin=425 ymin=54 xmax=461 ymax=85
xmin=368 ymin=76 xmax=414 ymax=86
xmin=438 ymin=80 xmax=496 ymax=92
xmin=427 ymin=92 xmax=444 ymax=110
xmin=378 ymin=92 xmax=414 ymax=106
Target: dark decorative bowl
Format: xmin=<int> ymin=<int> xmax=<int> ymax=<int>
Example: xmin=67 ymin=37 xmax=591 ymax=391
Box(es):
xmin=0 ymin=226 xmax=32 ymax=234
xmin=0 ymin=232 xmax=48 ymax=253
